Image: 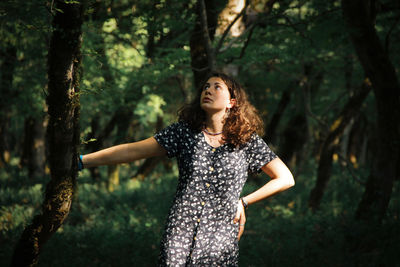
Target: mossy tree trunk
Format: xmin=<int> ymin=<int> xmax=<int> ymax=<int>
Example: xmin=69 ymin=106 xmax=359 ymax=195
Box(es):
xmin=11 ymin=1 xmax=84 ymax=266
xmin=342 ymin=0 xmax=400 ymax=223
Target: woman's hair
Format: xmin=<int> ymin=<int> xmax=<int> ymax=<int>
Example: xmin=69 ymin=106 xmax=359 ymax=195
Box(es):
xmin=178 ymin=72 xmax=264 ymax=146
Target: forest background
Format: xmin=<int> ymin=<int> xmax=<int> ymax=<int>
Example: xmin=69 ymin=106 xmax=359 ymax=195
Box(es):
xmin=1 ymin=0 xmax=399 ymax=266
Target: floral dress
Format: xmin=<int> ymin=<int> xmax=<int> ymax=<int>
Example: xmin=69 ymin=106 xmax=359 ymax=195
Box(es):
xmin=154 ymin=121 xmax=277 ymax=266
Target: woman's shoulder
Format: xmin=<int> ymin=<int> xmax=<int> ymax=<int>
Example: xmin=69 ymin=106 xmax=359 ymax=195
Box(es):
xmin=176 ymin=120 xmax=199 ymax=133
xmin=239 ymin=133 xmax=260 ymax=148
xmin=160 ymin=120 xmax=197 ymax=135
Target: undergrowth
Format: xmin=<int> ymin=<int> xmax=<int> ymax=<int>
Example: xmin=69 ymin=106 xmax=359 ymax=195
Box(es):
xmin=0 ymin=160 xmax=399 ymax=266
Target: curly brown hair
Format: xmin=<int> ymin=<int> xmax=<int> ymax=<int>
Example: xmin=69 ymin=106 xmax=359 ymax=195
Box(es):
xmin=178 ymin=72 xmax=264 ymax=146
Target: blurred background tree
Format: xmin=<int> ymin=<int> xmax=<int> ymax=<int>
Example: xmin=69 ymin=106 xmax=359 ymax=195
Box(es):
xmin=1 ymin=0 xmax=399 ymax=266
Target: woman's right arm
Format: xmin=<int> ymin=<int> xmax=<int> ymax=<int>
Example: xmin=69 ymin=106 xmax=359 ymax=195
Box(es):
xmin=81 ymin=137 xmax=166 ymax=168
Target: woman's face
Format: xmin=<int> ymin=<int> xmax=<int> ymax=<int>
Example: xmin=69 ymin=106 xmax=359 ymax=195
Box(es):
xmin=200 ymin=77 xmax=235 ymax=113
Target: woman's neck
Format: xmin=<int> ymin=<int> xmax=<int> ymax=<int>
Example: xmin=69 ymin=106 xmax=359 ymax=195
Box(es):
xmin=204 ymin=111 xmax=225 ymax=133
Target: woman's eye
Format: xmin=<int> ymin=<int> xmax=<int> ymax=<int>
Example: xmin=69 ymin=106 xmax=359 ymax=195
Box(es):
xmin=203 ymin=85 xmax=210 ymax=90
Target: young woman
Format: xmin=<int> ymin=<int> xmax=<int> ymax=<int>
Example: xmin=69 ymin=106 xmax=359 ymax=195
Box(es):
xmin=80 ymin=72 xmax=294 ymax=266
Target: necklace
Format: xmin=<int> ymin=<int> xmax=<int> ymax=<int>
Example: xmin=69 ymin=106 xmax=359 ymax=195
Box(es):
xmin=204 ymin=133 xmax=221 ymax=147
xmin=202 ymin=128 xmax=224 ymax=147
xmin=202 ymin=128 xmax=222 ymax=136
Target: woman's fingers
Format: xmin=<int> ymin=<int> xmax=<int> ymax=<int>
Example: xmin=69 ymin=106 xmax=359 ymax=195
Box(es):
xmin=233 ymin=199 xmax=242 ymax=224
xmin=233 ymin=210 xmax=240 ymax=224
xmin=237 ymin=211 xmax=246 ymax=240
xmin=238 ymin=223 xmax=244 ymax=241
xmin=234 ymin=199 xmax=246 ymax=240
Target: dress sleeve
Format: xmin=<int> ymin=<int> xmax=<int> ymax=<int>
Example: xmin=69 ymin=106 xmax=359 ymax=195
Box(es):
xmin=246 ymin=134 xmax=277 ymax=174
xmin=153 ymin=122 xmax=182 ymax=158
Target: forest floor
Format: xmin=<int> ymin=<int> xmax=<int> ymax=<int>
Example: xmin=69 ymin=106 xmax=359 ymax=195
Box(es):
xmin=1 ymin=159 xmax=399 ymax=266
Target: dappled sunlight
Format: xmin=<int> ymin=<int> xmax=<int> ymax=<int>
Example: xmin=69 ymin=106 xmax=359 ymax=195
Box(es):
xmin=1 ymin=0 xmax=399 ymax=265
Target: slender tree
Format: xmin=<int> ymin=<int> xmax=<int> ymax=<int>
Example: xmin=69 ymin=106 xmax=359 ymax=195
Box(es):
xmin=0 ymin=41 xmax=16 ymax=167
xmin=309 ymin=80 xmax=371 ymax=211
xmin=11 ymin=1 xmax=84 ymax=265
xmin=190 ymin=0 xmax=221 ymax=88
xmin=342 ymin=0 xmax=400 ymax=223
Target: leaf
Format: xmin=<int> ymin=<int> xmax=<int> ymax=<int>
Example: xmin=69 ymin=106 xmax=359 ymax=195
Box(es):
xmin=81 ymin=138 xmax=97 ymax=145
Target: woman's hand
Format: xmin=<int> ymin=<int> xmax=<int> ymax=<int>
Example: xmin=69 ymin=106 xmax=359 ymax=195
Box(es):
xmin=233 ymin=199 xmax=246 ymax=241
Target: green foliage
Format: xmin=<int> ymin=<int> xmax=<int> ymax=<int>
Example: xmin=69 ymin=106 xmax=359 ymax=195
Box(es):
xmin=1 ymin=0 xmax=400 ymax=265
xmin=1 ymin=161 xmax=399 ymax=266
xmin=134 ymin=94 xmax=166 ymax=126
xmin=0 ymin=0 xmax=50 ymax=115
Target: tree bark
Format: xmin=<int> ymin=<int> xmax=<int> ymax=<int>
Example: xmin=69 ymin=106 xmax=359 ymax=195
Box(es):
xmin=308 ymin=80 xmax=371 ymax=211
xmin=11 ymin=1 xmax=84 ymax=266
xmin=342 ymin=0 xmax=400 ymax=223
xmin=198 ymin=0 xmax=217 ymax=72
xmin=190 ymin=0 xmax=220 ymax=88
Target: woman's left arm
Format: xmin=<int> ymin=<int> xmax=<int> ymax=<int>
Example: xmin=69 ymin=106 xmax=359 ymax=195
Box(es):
xmin=244 ymin=157 xmax=294 ymax=204
xmin=234 ymin=157 xmax=294 ymax=239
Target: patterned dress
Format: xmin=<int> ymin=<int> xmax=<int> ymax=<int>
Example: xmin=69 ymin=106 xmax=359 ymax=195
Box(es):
xmin=154 ymin=121 xmax=277 ymax=266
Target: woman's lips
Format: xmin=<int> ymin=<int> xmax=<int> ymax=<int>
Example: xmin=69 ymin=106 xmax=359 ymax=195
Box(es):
xmin=202 ymin=97 xmax=212 ymax=103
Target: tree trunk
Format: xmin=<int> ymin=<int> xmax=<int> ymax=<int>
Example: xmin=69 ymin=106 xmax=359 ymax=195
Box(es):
xmin=346 ymin=113 xmax=368 ymax=167
xmin=0 ymin=42 xmax=17 ymax=167
xmin=309 ymin=80 xmax=371 ymax=211
xmin=265 ymin=82 xmax=295 ymax=144
xmin=342 ymin=0 xmax=400 ymax=223
xmin=279 ymin=114 xmax=307 ymax=166
xmin=278 ymin=64 xmax=319 ymax=168
xmin=11 ymin=1 xmax=84 ymax=266
xmin=190 ymin=0 xmax=220 ymax=88
xmin=216 ymin=0 xmax=245 ymax=37
xmin=20 ymin=116 xmax=47 ymax=179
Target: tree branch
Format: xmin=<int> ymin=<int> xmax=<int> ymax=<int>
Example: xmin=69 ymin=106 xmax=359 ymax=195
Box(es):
xmin=301 ymin=78 xmax=328 ymax=129
xmin=198 ymin=0 xmax=216 ymax=72
xmin=215 ymin=0 xmax=249 ymax=54
xmin=384 ymin=14 xmax=400 ymax=55
xmin=281 ymin=13 xmax=315 ymax=46
xmin=337 ymin=153 xmax=366 ymax=185
xmin=224 ymin=24 xmax=256 ymax=64
xmin=218 ymin=22 xmax=256 ymax=53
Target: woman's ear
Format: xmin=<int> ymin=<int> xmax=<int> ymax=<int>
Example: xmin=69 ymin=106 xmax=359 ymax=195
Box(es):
xmin=227 ymin=98 xmax=236 ymax=109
